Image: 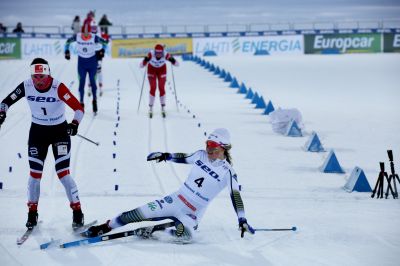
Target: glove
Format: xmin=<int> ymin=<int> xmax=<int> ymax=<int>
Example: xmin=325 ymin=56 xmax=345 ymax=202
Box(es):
xmin=147 ymin=152 xmax=172 ymax=163
xmin=96 ymin=48 xmax=105 ymax=60
xmin=66 ymin=121 xmax=79 ymax=136
xmin=238 ymin=217 xmax=255 ymax=238
xmin=169 ymin=57 xmax=179 ymax=67
xmin=65 ymin=50 xmax=71 ymax=60
xmin=140 ymin=57 xmax=150 ymax=68
xmin=0 ymin=111 xmax=6 ymax=125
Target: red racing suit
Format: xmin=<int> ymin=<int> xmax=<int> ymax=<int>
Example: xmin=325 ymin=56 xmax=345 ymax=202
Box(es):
xmin=140 ymin=50 xmax=178 ymax=106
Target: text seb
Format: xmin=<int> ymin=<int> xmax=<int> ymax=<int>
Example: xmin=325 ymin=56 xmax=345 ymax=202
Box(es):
xmin=195 ymin=160 xmax=220 ymax=181
xmin=27 ymin=96 xmax=59 ymax=102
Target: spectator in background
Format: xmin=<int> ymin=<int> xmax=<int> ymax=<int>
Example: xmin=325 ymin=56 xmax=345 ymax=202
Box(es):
xmin=71 ymin=16 xmax=80 ymax=34
xmin=0 ymin=23 xmax=7 ymax=33
xmin=98 ymin=14 xmax=112 ymax=35
xmin=13 ymin=22 xmax=24 ymax=33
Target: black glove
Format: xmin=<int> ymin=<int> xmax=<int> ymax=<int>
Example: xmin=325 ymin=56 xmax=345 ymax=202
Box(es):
xmin=66 ymin=121 xmax=79 ymax=136
xmin=96 ymin=49 xmax=105 ymax=60
xmin=0 ymin=111 xmax=6 ymax=125
xmin=238 ymin=217 xmax=255 ymax=238
xmin=65 ymin=50 xmax=71 ymax=60
xmin=147 ymin=152 xmax=172 ymax=163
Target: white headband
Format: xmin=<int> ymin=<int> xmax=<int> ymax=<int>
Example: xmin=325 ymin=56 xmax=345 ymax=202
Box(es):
xmin=31 ymin=64 xmax=50 ymax=75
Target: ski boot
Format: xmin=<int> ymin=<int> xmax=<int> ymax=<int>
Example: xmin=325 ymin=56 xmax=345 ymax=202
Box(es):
xmin=99 ymin=83 xmax=103 ymax=97
xmin=92 ymin=99 xmax=98 ymax=114
xmin=149 ymin=106 xmax=153 ymax=119
xmin=80 ymin=102 xmax=85 ymax=109
xmin=85 ymin=221 xmax=111 ymax=237
xmin=26 ymin=210 xmax=38 ymax=229
xmin=161 ymin=105 xmax=166 ymax=118
xmin=72 ymin=209 xmax=84 ymax=230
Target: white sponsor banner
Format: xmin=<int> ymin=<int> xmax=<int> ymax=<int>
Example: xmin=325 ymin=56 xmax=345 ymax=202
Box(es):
xmin=193 ymin=35 xmax=304 ymax=56
xmin=22 ymin=38 xmax=112 ymax=59
xmin=22 ymin=38 xmax=65 ymax=59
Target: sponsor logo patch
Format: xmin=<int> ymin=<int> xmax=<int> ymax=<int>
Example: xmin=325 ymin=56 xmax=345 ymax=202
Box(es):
xmin=35 ymin=65 xmax=43 ymax=73
xmin=147 ymin=202 xmax=157 ymax=211
xmin=63 ymin=93 xmax=71 ymax=101
xmin=57 ymin=145 xmax=68 ymax=156
xmin=164 ymin=196 xmax=173 ymax=204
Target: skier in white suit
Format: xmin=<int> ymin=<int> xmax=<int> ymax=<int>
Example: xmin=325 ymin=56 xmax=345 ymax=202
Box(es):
xmin=86 ymin=128 xmax=255 ymax=241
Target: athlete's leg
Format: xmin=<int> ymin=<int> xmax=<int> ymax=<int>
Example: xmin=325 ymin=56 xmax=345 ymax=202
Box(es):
xmin=77 ymin=58 xmax=87 ymax=103
xmin=52 ymin=136 xmax=81 ymax=210
xmin=148 ymin=73 xmax=157 ymax=107
xmin=88 ymin=57 xmax=98 ymax=101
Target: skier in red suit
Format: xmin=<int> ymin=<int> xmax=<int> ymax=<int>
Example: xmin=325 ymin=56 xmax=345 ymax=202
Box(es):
xmin=140 ymin=44 xmax=179 ymax=118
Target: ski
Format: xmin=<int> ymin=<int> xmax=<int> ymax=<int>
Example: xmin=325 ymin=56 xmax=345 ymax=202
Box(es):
xmin=17 ymin=221 xmax=42 ymax=246
xmin=73 ymin=220 xmax=98 ymax=234
xmin=17 ymin=228 xmax=35 ymax=245
xmin=59 ymin=221 xmax=175 ymax=249
xmin=39 ymin=238 xmax=61 ymax=250
xmin=254 ymin=226 xmax=297 ymax=232
xmin=40 ymin=220 xmax=98 ymax=250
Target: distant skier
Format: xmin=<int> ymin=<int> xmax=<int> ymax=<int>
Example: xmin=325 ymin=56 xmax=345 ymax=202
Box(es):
xmin=140 ymin=44 xmax=179 ymax=118
xmin=0 ymin=58 xmax=86 ymax=229
xmin=88 ymin=31 xmax=109 ymax=98
xmin=85 ymin=128 xmax=255 ymax=241
xmin=64 ymin=23 xmax=108 ymax=114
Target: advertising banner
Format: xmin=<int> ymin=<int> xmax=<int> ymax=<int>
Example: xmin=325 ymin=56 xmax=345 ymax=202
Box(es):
xmin=0 ymin=38 xmax=21 ymax=59
xmin=304 ymin=33 xmax=381 ymax=54
xmin=21 ymin=38 xmax=112 ymax=59
xmin=193 ymin=35 xmax=304 ymax=56
xmin=21 ymin=38 xmax=64 ymax=59
xmin=383 ymin=33 xmax=400 ymax=53
xmin=111 ymin=38 xmax=192 ymax=58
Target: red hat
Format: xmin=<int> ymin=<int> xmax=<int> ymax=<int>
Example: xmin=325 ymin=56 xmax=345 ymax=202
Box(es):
xmin=154 ymin=44 xmax=164 ymax=53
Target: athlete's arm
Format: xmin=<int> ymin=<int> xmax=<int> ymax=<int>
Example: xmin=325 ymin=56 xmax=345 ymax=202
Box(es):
xmin=0 ymin=82 xmax=25 ymax=112
xmin=170 ymin=150 xmax=202 ymax=164
xmin=140 ymin=53 xmax=152 ymax=67
xmin=228 ymin=170 xmax=246 ymax=219
xmin=57 ymin=83 xmax=84 ymax=123
xmin=64 ymin=35 xmax=77 ymax=52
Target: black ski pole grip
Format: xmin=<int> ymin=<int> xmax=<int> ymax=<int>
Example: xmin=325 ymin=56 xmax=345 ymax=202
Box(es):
xmin=387 ymin=150 xmax=393 ymax=161
xmin=379 ymin=162 xmax=385 ymax=172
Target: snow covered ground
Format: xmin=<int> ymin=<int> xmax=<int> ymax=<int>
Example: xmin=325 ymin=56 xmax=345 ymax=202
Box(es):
xmin=0 ymin=53 xmax=400 ymax=266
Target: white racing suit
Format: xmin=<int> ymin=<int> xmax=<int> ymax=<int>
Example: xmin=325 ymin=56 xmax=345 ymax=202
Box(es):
xmin=108 ymin=150 xmax=246 ymax=239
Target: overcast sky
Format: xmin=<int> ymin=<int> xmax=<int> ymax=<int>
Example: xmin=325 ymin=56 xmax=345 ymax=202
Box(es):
xmin=1 ymin=0 xmax=400 ymax=27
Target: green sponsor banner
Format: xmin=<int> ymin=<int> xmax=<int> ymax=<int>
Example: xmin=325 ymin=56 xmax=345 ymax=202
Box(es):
xmin=0 ymin=38 xmax=21 ymax=59
xmin=305 ymin=33 xmax=381 ymax=54
xmin=383 ymin=33 xmax=400 ymax=53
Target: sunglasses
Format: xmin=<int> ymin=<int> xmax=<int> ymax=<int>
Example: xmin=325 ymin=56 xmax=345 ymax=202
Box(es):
xmin=206 ymin=141 xmax=224 ymax=153
xmin=32 ymin=74 xmax=49 ymax=80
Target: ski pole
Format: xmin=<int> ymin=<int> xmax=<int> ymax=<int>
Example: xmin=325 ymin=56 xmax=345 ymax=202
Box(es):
xmin=171 ymin=65 xmax=179 ymax=112
xmin=137 ymin=70 xmax=147 ymax=113
xmin=254 ymin=226 xmax=297 ymax=232
xmin=77 ymin=134 xmax=99 ymax=146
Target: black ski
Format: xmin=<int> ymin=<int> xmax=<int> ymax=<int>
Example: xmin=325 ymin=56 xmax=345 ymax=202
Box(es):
xmin=59 ymin=221 xmax=175 ymax=249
